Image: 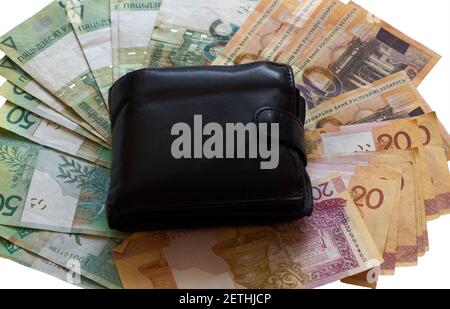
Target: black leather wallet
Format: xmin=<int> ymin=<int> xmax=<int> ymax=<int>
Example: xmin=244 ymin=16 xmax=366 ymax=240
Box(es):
xmin=107 ymin=62 xmax=313 ymax=231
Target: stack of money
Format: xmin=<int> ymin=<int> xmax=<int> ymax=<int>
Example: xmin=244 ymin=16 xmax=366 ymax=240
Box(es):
xmin=211 ymin=0 xmax=449 ymax=288
xmin=0 ymin=0 xmax=447 ymax=289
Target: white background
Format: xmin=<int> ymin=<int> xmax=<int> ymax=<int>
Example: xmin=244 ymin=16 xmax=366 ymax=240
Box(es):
xmin=0 ymin=0 xmax=449 ymax=289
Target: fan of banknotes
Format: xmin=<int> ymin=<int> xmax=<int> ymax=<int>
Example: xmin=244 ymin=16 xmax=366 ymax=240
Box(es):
xmin=0 ymin=0 xmax=448 ymax=289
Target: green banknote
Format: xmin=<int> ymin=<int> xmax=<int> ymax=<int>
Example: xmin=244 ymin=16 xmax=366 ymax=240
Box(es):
xmin=144 ymin=0 xmax=260 ymax=68
xmin=0 ymin=101 xmax=111 ymax=168
xmin=115 ymin=0 xmax=161 ymax=78
xmin=0 ymin=225 xmax=122 ymax=289
xmin=110 ymin=0 xmax=120 ymax=82
xmin=0 ymin=56 xmax=108 ymax=145
xmin=0 ymin=237 xmax=102 ymax=289
xmin=65 ymin=0 xmax=113 ymax=104
xmin=0 ymin=2 xmax=111 ymax=140
xmin=0 ymin=130 xmax=124 ymax=238
xmin=0 ymin=81 xmax=110 ymax=149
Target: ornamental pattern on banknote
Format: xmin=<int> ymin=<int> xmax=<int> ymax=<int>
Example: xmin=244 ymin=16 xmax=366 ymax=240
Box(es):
xmin=271 ymin=224 xmax=359 ymax=286
xmin=57 ymin=155 xmax=108 ymax=194
xmin=0 ymin=239 xmax=20 ymax=255
xmin=0 ymin=144 xmax=35 ymax=188
xmin=56 ymin=155 xmax=109 ymax=220
xmin=212 ymin=231 xmax=277 ymax=289
xmin=382 ymin=252 xmax=396 ymax=273
xmin=16 ymin=227 xmax=35 ymax=239
xmin=265 ymin=263 xmax=305 ymax=289
xmin=302 ymin=205 xmax=348 ymax=231
xmin=308 ymin=227 xmax=358 ymax=282
xmin=212 ymin=214 xmax=359 ymax=288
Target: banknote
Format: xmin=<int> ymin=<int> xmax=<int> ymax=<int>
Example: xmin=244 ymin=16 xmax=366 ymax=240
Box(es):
xmin=370 ymin=151 xmax=423 ymax=267
xmin=308 ymin=160 xmax=403 ymax=275
xmin=144 ymin=0 xmax=260 ymax=68
xmin=368 ymin=121 xmax=429 ymax=245
xmin=348 ymin=120 xmax=432 ymax=231
xmin=288 ymin=2 xmax=440 ymax=111
xmin=342 ymin=166 xmax=401 ymax=288
xmin=0 ymin=100 xmax=111 ymax=168
xmin=0 ymin=56 xmax=108 ymax=145
xmin=304 ymin=72 xmax=426 ymax=130
xmin=0 ymin=130 xmax=124 ymax=238
xmin=356 ymin=119 xmax=436 ymax=256
xmin=0 ymin=81 xmax=110 ymax=149
xmin=307 ymin=162 xmax=356 ymax=186
xmin=357 ymin=164 xmax=401 ymax=275
xmin=307 ymin=119 xmax=434 ymax=222
xmin=304 ymin=71 xmax=450 ymax=158
xmin=412 ymin=150 xmax=429 ymax=256
xmin=65 ymin=0 xmax=113 ymax=104
xmin=324 ymin=117 xmax=446 ymax=221
xmin=110 ymin=0 xmax=120 ymax=81
xmin=351 ymin=167 xmax=400 ymax=256
xmin=113 ymin=174 xmax=381 ymax=289
xmin=0 ymin=225 xmax=122 ymax=289
xmin=310 ymin=151 xmax=421 ymax=270
xmin=213 ymin=0 xmax=322 ymax=65
xmin=293 ymin=73 xmax=449 ymax=219
xmin=415 ymin=113 xmax=450 ymax=216
xmin=0 ymin=2 xmax=111 ymax=140
xmin=310 ymin=153 xmax=372 ymax=166
xmin=264 ymin=0 xmax=346 ymax=62
xmin=306 ymin=124 xmax=428 ymax=263
xmin=0 ymin=237 xmax=102 ymax=289
xmin=114 ymin=0 xmax=161 ymax=78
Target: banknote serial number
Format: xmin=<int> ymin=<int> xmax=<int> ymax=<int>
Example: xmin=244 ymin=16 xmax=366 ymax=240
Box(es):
xmin=179 ymin=293 xmax=272 ymax=306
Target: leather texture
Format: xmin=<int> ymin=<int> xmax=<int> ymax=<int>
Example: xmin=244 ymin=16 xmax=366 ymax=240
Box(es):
xmin=107 ymin=62 xmax=313 ymax=231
